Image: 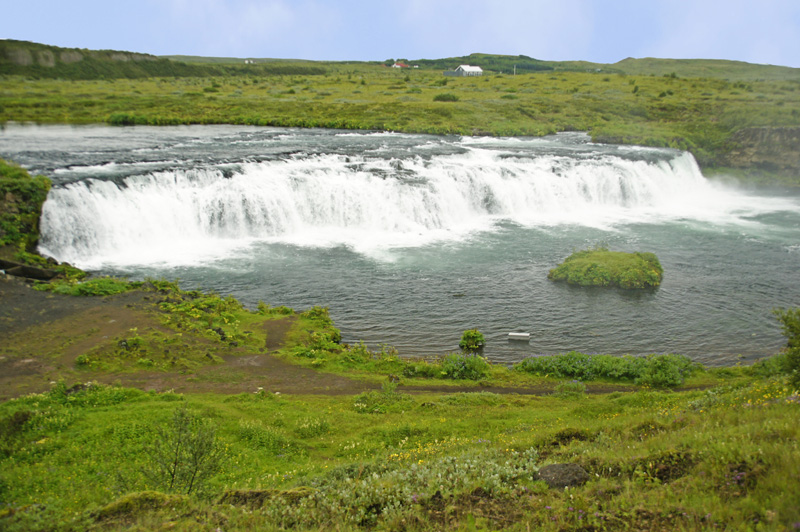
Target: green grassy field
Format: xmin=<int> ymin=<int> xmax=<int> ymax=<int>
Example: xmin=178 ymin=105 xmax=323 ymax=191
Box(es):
xmin=1 ymin=372 xmax=798 ymax=531
xmin=3 ymin=63 xmax=800 ymax=173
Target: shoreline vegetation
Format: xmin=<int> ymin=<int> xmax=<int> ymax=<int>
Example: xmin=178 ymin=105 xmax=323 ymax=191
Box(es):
xmin=3 ymin=40 xmax=800 ymax=185
xmin=2 ymin=45 xmax=800 ymax=530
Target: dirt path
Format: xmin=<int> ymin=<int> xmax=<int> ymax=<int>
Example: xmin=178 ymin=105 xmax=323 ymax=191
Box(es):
xmin=1 ymin=274 xmax=635 ymax=400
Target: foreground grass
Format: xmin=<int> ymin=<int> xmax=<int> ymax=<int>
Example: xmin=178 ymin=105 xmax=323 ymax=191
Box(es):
xmin=4 ymin=275 xmax=798 ymax=530
xmin=0 ymin=376 xmax=798 ymax=531
xmin=3 ymin=67 xmax=800 ymax=173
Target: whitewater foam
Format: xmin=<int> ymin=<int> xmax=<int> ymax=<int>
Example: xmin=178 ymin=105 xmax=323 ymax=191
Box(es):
xmin=38 ymin=137 xmax=798 ymax=268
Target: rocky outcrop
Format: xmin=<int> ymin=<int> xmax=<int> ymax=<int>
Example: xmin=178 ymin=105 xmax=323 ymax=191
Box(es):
xmin=720 ymin=127 xmax=800 ymax=176
xmin=0 ymin=259 xmax=58 ymax=281
xmin=535 ymin=463 xmax=590 ymax=489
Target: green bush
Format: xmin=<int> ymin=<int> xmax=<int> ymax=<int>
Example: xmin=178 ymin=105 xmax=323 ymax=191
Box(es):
xmin=635 ymin=355 xmax=688 ymax=388
xmin=515 ymin=352 xmax=697 ymax=388
xmin=142 ymin=406 xmax=224 ymax=495
xmin=440 ymin=352 xmax=490 ymax=380
xmin=353 ymin=381 xmax=413 ymax=414
xmin=0 ymin=158 xmax=51 ymax=250
xmin=458 ymin=329 xmax=485 ymax=351
xmin=433 ymin=92 xmax=459 ymax=102
xmin=774 ymin=308 xmax=800 ymax=390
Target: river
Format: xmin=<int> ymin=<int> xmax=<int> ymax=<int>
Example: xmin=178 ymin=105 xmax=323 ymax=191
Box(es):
xmin=2 ymin=124 xmax=798 ymax=366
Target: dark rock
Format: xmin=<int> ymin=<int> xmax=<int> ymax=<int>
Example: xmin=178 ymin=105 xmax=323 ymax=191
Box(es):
xmin=720 ymin=126 xmax=800 ymax=176
xmin=0 ymin=259 xmax=23 ymax=270
xmin=212 ymin=327 xmax=226 ymax=340
xmin=5 ymin=264 xmax=58 ymax=281
xmin=536 ymin=463 xmax=590 ymax=489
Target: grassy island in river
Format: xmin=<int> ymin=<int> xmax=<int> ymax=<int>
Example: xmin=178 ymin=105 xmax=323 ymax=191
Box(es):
xmin=548 ymin=247 xmax=664 ymax=289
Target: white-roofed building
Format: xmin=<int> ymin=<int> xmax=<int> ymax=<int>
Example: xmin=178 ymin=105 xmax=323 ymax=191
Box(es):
xmin=444 ymin=65 xmax=483 ymax=77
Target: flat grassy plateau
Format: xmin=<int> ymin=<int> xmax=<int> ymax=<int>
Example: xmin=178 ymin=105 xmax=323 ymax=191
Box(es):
xmin=2 ymin=54 xmax=800 ymax=182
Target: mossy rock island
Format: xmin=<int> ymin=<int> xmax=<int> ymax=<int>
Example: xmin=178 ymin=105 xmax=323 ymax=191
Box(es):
xmin=548 ymin=247 xmax=663 ymax=289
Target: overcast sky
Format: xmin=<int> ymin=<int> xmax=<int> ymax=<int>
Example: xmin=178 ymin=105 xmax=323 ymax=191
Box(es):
xmin=5 ymin=0 xmax=800 ymax=67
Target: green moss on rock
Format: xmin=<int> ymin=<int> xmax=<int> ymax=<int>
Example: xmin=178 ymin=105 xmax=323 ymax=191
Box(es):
xmin=548 ymin=247 xmax=663 ymax=289
xmin=0 ymin=158 xmax=51 ymax=252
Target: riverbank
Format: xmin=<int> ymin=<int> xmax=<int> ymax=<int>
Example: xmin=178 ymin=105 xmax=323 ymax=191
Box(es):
xmin=2 ymin=249 xmax=799 ymax=532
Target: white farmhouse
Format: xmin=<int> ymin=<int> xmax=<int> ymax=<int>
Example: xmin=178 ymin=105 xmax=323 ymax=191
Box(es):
xmin=444 ymin=65 xmax=483 ymax=77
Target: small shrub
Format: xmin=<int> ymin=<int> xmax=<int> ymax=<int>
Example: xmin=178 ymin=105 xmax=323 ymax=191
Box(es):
xmin=554 ymin=380 xmax=586 ymax=398
xmin=774 ymin=308 xmax=800 ymax=390
xmin=440 ymin=352 xmax=490 ymax=380
xmin=635 ymin=354 xmax=697 ymax=388
xmin=142 ymin=406 xmax=224 ymax=495
xmin=459 ymin=329 xmax=485 ymax=352
xmin=294 ymin=417 xmax=330 ymax=438
xmin=238 ymin=419 xmax=299 ymax=455
xmin=433 ymin=92 xmax=459 ymax=102
xmin=774 ymin=308 xmax=800 ymax=349
xmin=353 ymin=381 xmax=413 ymax=414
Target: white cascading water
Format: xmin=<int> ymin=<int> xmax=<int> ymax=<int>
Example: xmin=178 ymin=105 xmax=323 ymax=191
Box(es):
xmin=38 ymin=147 xmax=757 ymax=268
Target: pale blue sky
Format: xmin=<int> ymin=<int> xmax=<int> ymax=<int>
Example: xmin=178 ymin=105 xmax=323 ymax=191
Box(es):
xmin=5 ymin=0 xmax=800 ymax=67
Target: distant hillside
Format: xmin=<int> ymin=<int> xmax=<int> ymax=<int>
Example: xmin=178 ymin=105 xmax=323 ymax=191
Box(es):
xmin=0 ymin=40 xmax=326 ymax=79
xmin=613 ymin=57 xmax=800 ymax=81
xmin=4 ymin=40 xmax=799 ymax=82
xmin=410 ymin=53 xmax=560 ymax=73
xmin=0 ymin=40 xmax=223 ymax=79
xmin=415 ymin=53 xmax=800 ymax=81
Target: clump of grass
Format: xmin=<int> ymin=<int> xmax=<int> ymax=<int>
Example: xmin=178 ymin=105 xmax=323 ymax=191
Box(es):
xmin=515 ymin=351 xmax=698 ymax=388
xmin=353 ymin=381 xmax=414 ymax=414
xmin=433 ymin=92 xmax=459 ymax=102
xmin=554 ymin=380 xmax=587 ymax=398
xmin=34 ymin=276 xmax=139 ymax=296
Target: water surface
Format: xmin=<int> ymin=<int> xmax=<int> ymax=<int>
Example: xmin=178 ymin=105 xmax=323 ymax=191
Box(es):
xmin=2 ymin=124 xmax=798 ymax=365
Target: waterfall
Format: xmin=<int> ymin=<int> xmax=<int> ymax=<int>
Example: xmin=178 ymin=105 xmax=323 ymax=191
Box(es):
xmin=38 ymin=142 xmax=750 ymax=267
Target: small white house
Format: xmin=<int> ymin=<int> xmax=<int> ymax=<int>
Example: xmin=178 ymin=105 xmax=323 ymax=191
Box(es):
xmin=444 ymin=65 xmax=483 ymax=77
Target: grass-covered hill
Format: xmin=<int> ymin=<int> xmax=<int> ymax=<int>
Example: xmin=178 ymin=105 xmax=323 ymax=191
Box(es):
xmin=0 ymin=40 xmax=326 ymax=79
